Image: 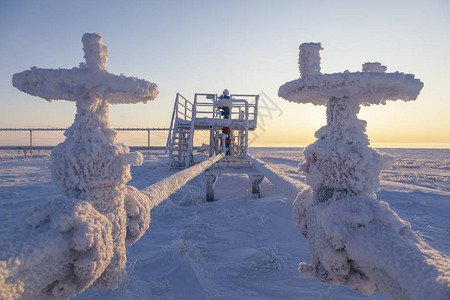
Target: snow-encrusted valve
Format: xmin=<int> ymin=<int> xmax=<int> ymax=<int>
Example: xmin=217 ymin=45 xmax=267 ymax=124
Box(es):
xmin=4 ymin=33 xmax=159 ymax=299
xmin=276 ymin=43 xmax=450 ymax=300
xmin=279 ymin=43 xmax=423 ymax=202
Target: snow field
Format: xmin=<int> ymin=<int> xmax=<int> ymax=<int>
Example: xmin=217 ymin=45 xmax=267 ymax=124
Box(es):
xmin=2 ymin=148 xmax=448 ymax=299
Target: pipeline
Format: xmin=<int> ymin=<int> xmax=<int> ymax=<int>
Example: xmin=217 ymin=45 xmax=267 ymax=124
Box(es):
xmin=141 ymin=153 xmax=225 ymax=206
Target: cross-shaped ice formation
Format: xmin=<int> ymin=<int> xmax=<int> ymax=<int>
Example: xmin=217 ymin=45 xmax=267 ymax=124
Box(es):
xmin=277 ymin=44 xmax=450 ymax=299
xmin=2 ymin=33 xmax=158 ymax=299
xmin=13 ymin=33 xmax=158 ymax=104
xmin=279 ymin=42 xmax=423 ymax=106
xmin=279 ymin=43 xmax=423 ymax=200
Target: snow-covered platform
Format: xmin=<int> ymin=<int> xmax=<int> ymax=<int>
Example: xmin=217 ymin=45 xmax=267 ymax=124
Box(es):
xmin=167 ymin=93 xmax=259 ymax=168
xmin=173 ymin=93 xmax=259 ymax=130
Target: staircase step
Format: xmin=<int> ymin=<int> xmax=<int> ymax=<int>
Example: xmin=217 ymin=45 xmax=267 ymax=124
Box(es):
xmin=168 ymin=121 xmax=193 ymax=169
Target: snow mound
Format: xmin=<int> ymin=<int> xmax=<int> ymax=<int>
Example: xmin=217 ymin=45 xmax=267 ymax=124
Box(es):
xmin=236 ymin=247 xmax=288 ymax=280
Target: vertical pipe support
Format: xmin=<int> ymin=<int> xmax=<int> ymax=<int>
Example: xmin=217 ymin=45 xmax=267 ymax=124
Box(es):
xmin=209 ymin=128 xmax=215 ymax=157
xmin=203 ymin=173 xmax=218 ymax=202
xmin=249 ymin=174 xmax=264 ymax=198
xmin=147 ymin=129 xmax=150 ymax=147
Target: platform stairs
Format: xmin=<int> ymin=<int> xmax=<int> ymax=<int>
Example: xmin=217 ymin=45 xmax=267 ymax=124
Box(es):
xmin=166 ymin=93 xmax=195 ymax=168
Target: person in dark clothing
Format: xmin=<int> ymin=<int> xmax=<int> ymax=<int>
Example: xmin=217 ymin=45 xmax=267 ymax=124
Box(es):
xmin=219 ymin=89 xmax=232 ymax=154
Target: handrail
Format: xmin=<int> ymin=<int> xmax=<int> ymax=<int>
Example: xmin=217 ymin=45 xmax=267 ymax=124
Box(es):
xmin=191 ymin=95 xmax=258 ymax=124
xmin=229 ymin=99 xmax=249 ymax=152
xmin=166 ymin=93 xmax=180 ymax=152
xmin=177 ymin=93 xmax=193 ymax=106
xmin=187 ymin=95 xmax=198 ymax=166
xmin=174 ymin=93 xmax=194 ymax=121
xmin=230 ymin=94 xmax=259 ymax=125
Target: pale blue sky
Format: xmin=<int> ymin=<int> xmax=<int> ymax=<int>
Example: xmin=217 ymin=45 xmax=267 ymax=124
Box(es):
xmin=1 ymin=0 xmax=449 ymax=146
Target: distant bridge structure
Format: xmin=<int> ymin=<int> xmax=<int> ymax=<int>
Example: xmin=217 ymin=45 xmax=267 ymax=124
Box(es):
xmin=0 ymin=127 xmax=170 ymax=154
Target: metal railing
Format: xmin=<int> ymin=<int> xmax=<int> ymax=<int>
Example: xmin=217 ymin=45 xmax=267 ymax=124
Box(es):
xmin=194 ymin=93 xmax=259 ymax=124
xmin=175 ymin=93 xmax=194 ymax=121
xmin=166 ymin=93 xmax=195 ymax=153
xmin=0 ymin=127 xmax=169 ymax=149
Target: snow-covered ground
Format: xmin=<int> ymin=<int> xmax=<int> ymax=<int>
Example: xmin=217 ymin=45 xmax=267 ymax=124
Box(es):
xmin=0 ymin=147 xmax=448 ymax=299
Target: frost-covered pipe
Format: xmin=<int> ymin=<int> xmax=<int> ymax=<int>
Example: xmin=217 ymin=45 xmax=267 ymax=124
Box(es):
xmin=299 ymin=43 xmax=323 ymax=78
xmin=247 ymin=155 xmax=307 ymax=202
xmin=141 ymin=153 xmax=225 ymax=206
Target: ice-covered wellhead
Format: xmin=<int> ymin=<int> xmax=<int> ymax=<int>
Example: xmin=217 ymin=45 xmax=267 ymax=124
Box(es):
xmin=279 ymin=43 xmax=450 ymax=299
xmin=0 ymin=33 xmax=158 ymax=299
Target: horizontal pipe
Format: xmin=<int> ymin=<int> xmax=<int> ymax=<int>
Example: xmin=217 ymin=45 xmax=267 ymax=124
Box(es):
xmin=141 ymin=153 xmax=225 ymax=206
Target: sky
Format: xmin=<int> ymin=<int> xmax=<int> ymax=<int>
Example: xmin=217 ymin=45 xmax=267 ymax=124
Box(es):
xmin=1 ymin=0 xmax=449 ymax=148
